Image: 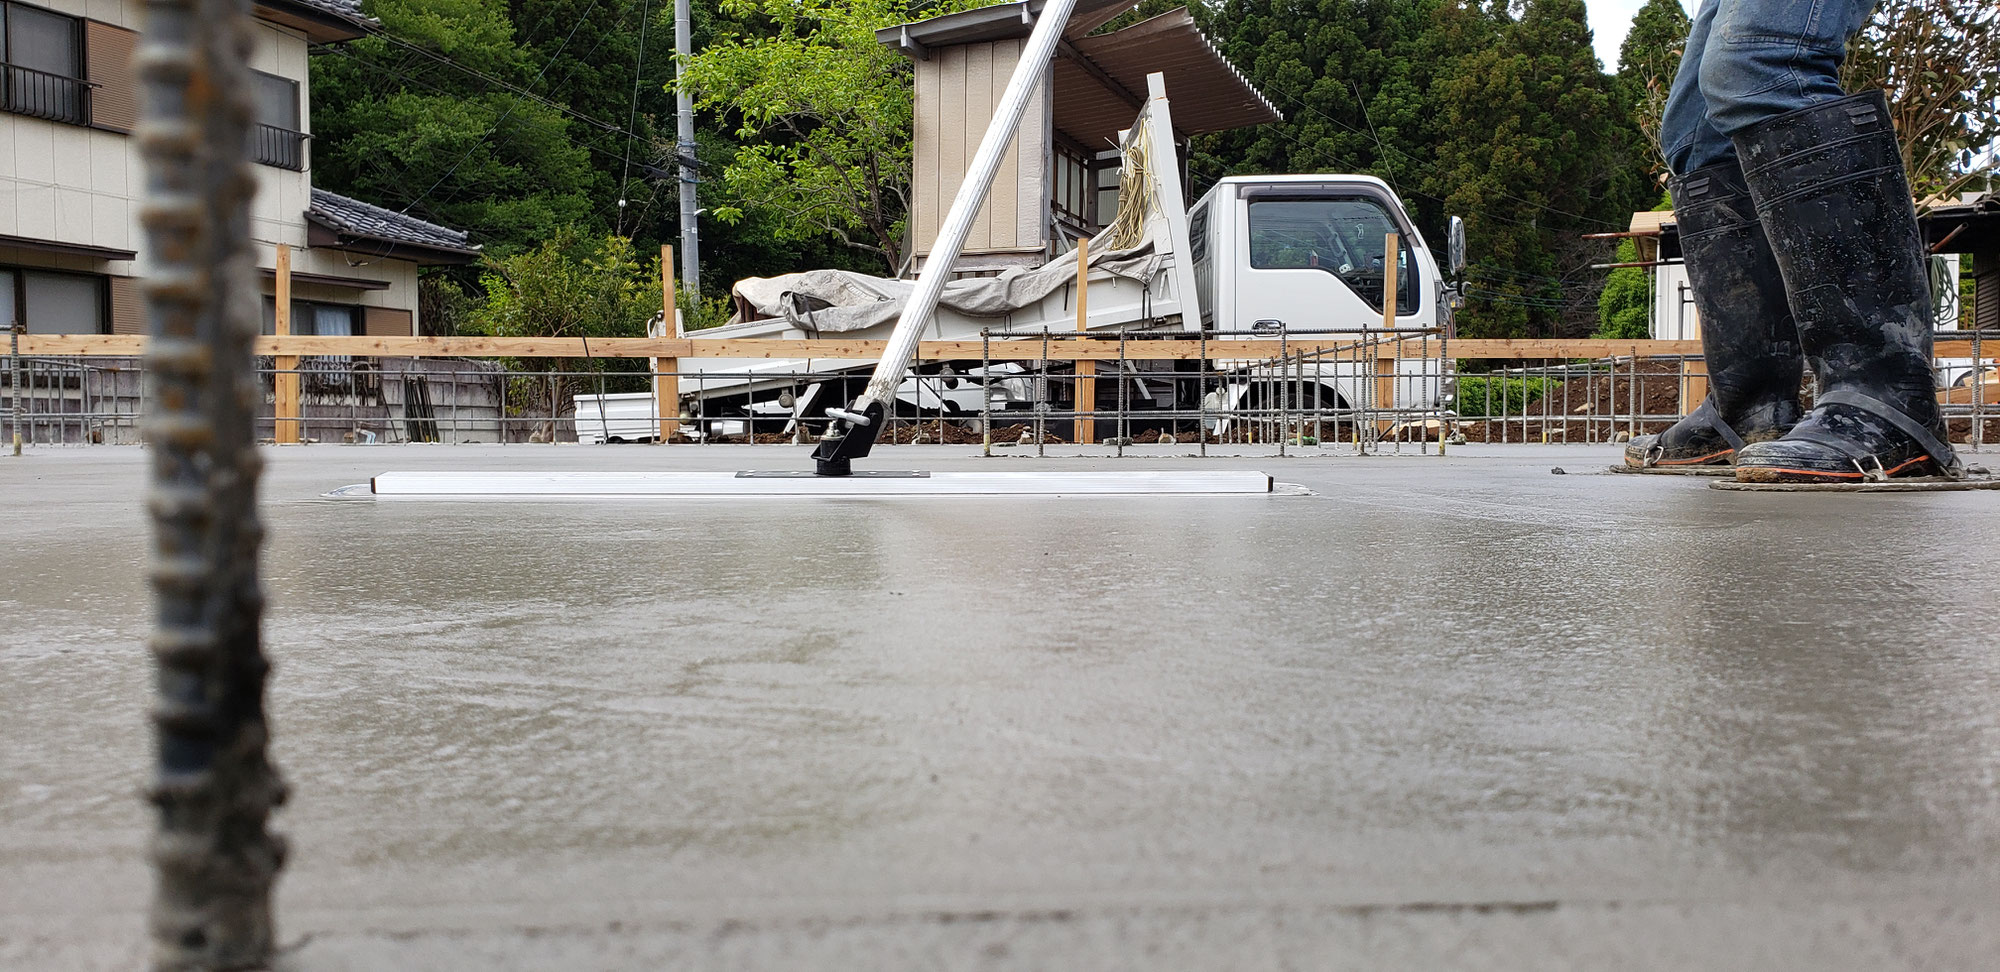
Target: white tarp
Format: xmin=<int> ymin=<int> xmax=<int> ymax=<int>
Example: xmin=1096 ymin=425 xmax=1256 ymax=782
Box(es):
xmin=727 ymin=243 xmax=1165 ymax=334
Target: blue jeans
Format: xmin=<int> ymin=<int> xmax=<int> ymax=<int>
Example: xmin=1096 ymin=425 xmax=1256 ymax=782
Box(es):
xmin=1661 ymin=0 xmax=1878 ymax=176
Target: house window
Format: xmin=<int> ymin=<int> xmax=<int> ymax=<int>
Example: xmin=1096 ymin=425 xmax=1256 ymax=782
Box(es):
xmin=250 ymin=71 xmax=306 ymax=170
xmin=1 ymin=2 xmax=89 ymax=125
xmin=1 ymin=267 xmax=108 ymax=334
xmin=1048 ymin=141 xmax=1096 ymax=234
xmin=1052 ymin=142 xmax=1089 ymax=227
xmin=261 ymin=297 xmax=358 ymax=336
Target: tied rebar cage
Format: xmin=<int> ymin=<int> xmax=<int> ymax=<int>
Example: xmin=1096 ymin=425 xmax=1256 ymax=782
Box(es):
xmin=136 ymin=0 xmax=287 ymax=968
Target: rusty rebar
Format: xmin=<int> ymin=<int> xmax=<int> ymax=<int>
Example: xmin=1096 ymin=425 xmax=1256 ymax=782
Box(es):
xmin=136 ymin=0 xmax=287 ymax=967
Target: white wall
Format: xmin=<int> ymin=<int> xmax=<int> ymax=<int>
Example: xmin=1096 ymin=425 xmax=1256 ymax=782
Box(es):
xmin=1652 ymin=262 xmax=1697 ymax=341
xmin=247 ymin=18 xmax=313 ymax=251
xmin=0 ymin=0 xmax=142 ymax=275
xmin=0 ymin=1 xmax=420 ymax=329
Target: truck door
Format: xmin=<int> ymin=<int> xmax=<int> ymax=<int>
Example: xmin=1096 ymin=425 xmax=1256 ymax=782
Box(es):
xmin=1234 ymin=190 xmax=1421 ymax=331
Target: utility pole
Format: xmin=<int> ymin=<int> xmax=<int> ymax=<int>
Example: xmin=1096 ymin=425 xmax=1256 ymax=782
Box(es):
xmin=674 ymin=0 xmax=699 ymax=296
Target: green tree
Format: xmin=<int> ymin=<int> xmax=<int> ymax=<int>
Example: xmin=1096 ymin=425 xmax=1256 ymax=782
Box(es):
xmin=509 ymin=0 xmax=680 ymax=239
xmin=1842 ymin=0 xmax=2000 ymax=201
xmin=680 ymin=0 xmax=1001 ymax=273
xmin=464 ymin=230 xmax=665 ymax=418
xmin=1617 ymin=0 xmax=1692 ymax=178
xmin=1192 ymin=0 xmax=1473 ymax=232
xmin=1595 ymin=190 xmax=1672 ymax=339
xmin=309 ymin=0 xmax=604 ymax=255
xmin=1594 ymin=239 xmax=1650 ymax=339
xmin=1194 ymin=0 xmax=1654 ymax=339
xmin=1425 ymin=0 xmax=1654 ymax=338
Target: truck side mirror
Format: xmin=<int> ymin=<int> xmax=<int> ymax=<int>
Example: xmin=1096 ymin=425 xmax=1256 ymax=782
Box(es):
xmin=1447 ymin=216 xmax=1467 ymax=277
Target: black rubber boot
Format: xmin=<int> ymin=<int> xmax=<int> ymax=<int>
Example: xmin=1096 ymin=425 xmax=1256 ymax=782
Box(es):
xmin=1623 ymin=160 xmax=1802 ymax=470
xmin=1731 ymin=91 xmax=1960 ymax=483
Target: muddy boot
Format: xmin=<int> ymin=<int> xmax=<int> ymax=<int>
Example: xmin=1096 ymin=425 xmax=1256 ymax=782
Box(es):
xmin=1731 ymin=91 xmax=1960 ymax=484
xmin=1624 ymin=160 xmax=1802 ymax=470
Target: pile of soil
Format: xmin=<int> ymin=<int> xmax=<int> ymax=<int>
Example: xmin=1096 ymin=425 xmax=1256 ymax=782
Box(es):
xmin=880 ymin=421 xmax=990 ymax=445
xmin=1945 ymin=418 xmax=2000 ymax=444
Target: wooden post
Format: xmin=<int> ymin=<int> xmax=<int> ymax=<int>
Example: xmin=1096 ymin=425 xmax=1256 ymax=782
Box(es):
xmin=656 ymin=244 xmax=679 ymax=443
xmin=1679 ymin=304 xmax=1707 ymax=419
xmin=1375 ymin=233 xmax=1398 ymax=432
xmin=1680 ymin=358 xmax=1709 ymax=419
xmin=272 ymin=243 xmax=299 ymax=444
xmin=1073 ymin=239 xmax=1094 ymax=445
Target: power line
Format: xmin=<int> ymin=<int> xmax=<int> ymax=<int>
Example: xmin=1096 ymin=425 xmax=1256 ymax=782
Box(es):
xmin=617 ymin=0 xmax=655 ymax=236
xmin=394 ymin=0 xmax=606 ymax=217
xmin=346 ymin=19 xmax=650 ymax=143
xmin=1261 ymin=81 xmax=1627 ymax=230
xmin=413 ymin=7 xmax=635 ymax=219
xmin=309 ymin=44 xmax=654 ymax=239
xmin=312 ymin=44 xmax=637 ymax=172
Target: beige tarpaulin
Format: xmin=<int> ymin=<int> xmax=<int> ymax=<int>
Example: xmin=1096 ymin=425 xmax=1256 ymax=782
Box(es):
xmin=727 ymin=242 xmax=1164 ymax=334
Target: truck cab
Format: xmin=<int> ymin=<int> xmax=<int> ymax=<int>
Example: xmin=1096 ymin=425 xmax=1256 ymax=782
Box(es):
xmin=1190 ymin=175 xmax=1440 ymax=336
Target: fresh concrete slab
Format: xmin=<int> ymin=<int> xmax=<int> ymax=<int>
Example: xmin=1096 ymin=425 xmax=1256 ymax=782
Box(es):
xmin=3 ymin=443 xmax=1998 ymax=969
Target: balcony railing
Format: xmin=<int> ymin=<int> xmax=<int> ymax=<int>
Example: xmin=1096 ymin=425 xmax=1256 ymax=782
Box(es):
xmin=252 ymin=123 xmax=308 ymax=171
xmin=2 ymin=63 xmax=92 ymax=126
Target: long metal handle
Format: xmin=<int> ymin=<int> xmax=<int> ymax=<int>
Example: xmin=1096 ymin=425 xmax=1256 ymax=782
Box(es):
xmin=857 ymin=0 xmax=1078 ymax=409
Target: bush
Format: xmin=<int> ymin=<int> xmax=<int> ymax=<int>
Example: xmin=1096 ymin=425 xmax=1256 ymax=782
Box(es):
xmin=1595 ymin=239 xmax=1651 ymax=339
xmin=1454 ymin=375 xmax=1555 ymax=416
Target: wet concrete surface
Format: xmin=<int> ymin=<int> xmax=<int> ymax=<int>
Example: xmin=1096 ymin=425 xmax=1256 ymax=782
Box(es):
xmin=3 ymin=443 xmax=1998 ymax=969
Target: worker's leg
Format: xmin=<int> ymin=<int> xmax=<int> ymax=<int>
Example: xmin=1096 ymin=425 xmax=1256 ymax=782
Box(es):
xmin=1658 ymin=0 xmax=1732 ymax=177
xmin=1693 ymin=0 xmax=1877 ymax=141
xmin=1626 ymin=0 xmax=1803 ymax=470
xmin=1694 ymin=0 xmax=1959 ymax=481
xmin=1624 ymin=161 xmax=1803 ymax=469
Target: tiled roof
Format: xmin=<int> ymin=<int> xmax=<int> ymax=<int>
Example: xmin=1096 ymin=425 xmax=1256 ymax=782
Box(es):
xmin=307 ymin=189 xmax=479 ymax=256
xmin=295 ymin=0 xmax=370 ymax=23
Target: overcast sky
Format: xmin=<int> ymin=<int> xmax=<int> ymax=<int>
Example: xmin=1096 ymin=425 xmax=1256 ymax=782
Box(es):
xmin=1588 ymin=0 xmax=1696 ymax=73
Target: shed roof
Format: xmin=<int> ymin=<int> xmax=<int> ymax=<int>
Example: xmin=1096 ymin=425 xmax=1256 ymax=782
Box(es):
xmin=879 ymin=3 xmax=1280 ymax=149
xmin=1921 ymin=189 xmax=2000 ymax=255
xmin=880 ymin=0 xmax=1137 ymax=49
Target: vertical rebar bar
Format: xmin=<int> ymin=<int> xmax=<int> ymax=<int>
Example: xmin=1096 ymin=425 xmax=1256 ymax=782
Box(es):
xmin=1628 ymin=356 xmax=1639 ymax=441
xmin=136 ymin=0 xmax=286 ymax=965
xmin=1037 ymin=329 xmax=1048 ymax=457
xmin=1294 ymin=351 xmax=1305 ymax=449
xmin=1974 ymin=327 xmax=1985 ymax=452
xmin=1197 ymin=328 xmax=1207 ymax=456
xmin=9 ymin=320 xmax=20 ymax=454
xmin=981 ymin=330 xmax=992 ymax=457
xmin=1116 ymin=329 xmax=1127 ymax=457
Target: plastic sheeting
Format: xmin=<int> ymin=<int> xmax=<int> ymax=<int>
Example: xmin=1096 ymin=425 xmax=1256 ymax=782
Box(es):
xmin=727 ymin=243 xmax=1165 ymax=334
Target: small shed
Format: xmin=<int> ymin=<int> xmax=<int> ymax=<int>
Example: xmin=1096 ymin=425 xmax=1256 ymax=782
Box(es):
xmin=878 ymin=1 xmax=1279 ymax=274
xmin=1922 ymin=189 xmax=1999 ymax=332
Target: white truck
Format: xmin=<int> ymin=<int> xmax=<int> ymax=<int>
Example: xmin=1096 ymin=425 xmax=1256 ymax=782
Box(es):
xmin=578 ymin=74 xmax=1463 ymax=444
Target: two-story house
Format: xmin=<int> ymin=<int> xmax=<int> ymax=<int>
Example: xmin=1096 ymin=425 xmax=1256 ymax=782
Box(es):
xmin=1 ymin=0 xmax=477 ymax=339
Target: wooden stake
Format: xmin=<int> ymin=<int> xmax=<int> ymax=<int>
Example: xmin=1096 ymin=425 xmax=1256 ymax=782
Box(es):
xmin=1073 ymin=239 xmax=1094 ymax=445
xmin=656 ymin=244 xmax=679 ymax=443
xmin=1681 ymin=357 xmax=1709 ymax=417
xmin=1375 ymin=233 xmax=1398 ymax=431
xmin=272 ymin=243 xmax=299 ymax=444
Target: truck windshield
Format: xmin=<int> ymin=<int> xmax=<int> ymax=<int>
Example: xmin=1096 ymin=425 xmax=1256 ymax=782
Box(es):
xmin=1247 ymin=197 xmax=1416 ymax=315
